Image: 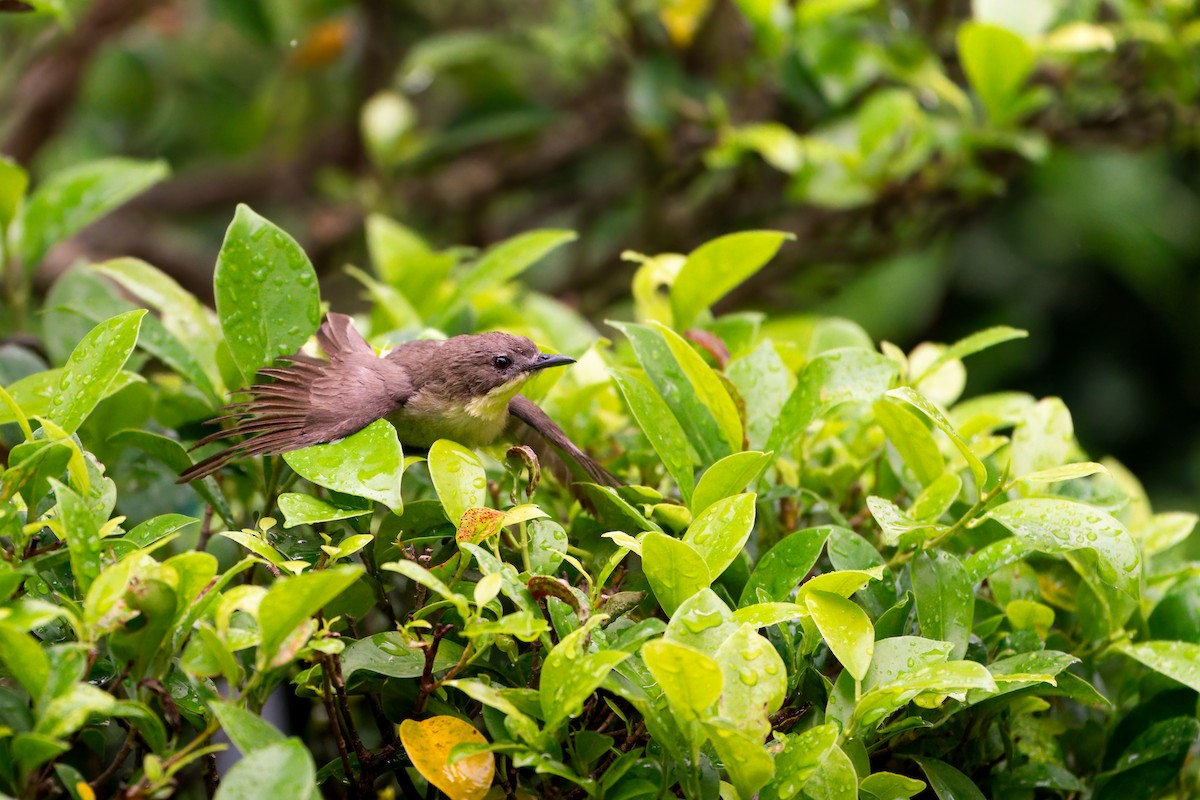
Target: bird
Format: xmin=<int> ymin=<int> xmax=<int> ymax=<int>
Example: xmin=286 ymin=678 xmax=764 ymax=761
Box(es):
xmin=177 ymin=313 xmax=619 ymax=487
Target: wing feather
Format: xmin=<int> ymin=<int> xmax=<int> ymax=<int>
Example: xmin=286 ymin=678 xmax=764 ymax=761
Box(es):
xmin=178 ymin=314 xmax=410 ymax=483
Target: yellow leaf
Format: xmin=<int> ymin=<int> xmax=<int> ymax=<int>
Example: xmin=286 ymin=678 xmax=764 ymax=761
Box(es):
xmin=399 ymin=716 xmax=494 ymax=800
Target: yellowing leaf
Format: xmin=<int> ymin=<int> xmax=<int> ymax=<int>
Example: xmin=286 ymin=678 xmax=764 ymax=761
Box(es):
xmin=399 ymin=716 xmax=494 ymax=800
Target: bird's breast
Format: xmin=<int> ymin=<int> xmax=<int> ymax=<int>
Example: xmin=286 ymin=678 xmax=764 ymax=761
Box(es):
xmin=386 ymin=390 xmax=511 ymax=449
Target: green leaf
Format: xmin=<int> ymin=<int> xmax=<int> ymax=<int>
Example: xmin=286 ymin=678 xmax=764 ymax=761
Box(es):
xmin=50 ymin=479 xmax=101 ymax=594
xmin=436 ymin=229 xmax=576 ymax=325
xmin=0 ymin=369 xmax=140 ymax=427
xmin=278 ymin=493 xmax=371 ymax=528
xmin=381 ymin=559 xmax=471 ymax=621
xmin=715 ymin=624 xmax=786 ymax=736
xmin=1010 ymin=397 xmax=1074 ymax=480
xmin=670 ymin=231 xmax=793 ymax=329
xmin=665 ymin=589 xmax=737 ymax=654
xmin=341 ymin=632 xmax=464 ymax=684
xmin=805 ymin=590 xmax=874 ymax=682
xmin=983 ymin=498 xmax=1140 ymax=597
xmin=852 ymin=661 xmax=996 ymax=732
xmin=214 ymin=739 xmax=318 ymax=800
xmin=957 ymin=22 xmax=1036 ymax=126
xmin=108 ymin=430 xmax=232 ymax=526
xmin=257 ymin=565 xmax=361 ymax=668
xmin=862 ymin=636 xmax=954 ymax=691
xmin=912 ymin=326 xmax=1028 ymax=383
xmin=17 ymin=158 xmax=168 ymax=271
xmin=1113 ymin=641 xmax=1200 ymax=693
xmin=641 ymin=639 xmax=723 ymax=724
xmin=887 ymin=386 xmax=987 ymax=486
xmin=0 ymin=155 xmax=28 ymax=231
xmin=45 ymin=266 xmax=217 ymax=401
xmin=365 ymin=213 xmax=457 ymax=314
xmin=652 ymin=322 xmax=742 ymax=453
xmin=611 ymin=320 xmax=740 ymax=462
xmin=702 ymin=719 xmax=775 ymax=800
xmin=911 ymin=551 xmax=973 ymax=659
xmin=768 ymin=349 xmax=898 ymax=453
xmin=691 ymin=451 xmax=772 ymax=515
xmin=642 ymin=532 xmax=711 ymax=616
xmin=860 ymin=772 xmax=926 ymax=800
xmin=740 ymin=527 xmax=833 ymax=604
xmin=611 ymin=368 xmax=696 ymax=506
xmin=912 ymin=756 xmax=987 ymax=800
xmin=527 ymin=519 xmax=568 ymax=574
xmin=1139 ymin=511 xmax=1198 ymax=557
xmin=12 ymin=733 xmax=69 ymax=775
xmin=683 ymin=493 xmax=756 ymax=579
xmin=283 ymin=419 xmax=404 ymax=512
xmin=0 ymin=623 xmax=49 ymax=700
xmin=910 ymin=472 xmax=963 ymax=521
xmin=727 ymin=340 xmax=793 ymax=451
xmin=428 ymin=439 xmax=487 ymax=525
xmin=94 ymin=257 xmax=225 ymax=396
xmin=761 ymin=723 xmax=838 ymax=800
xmin=46 ymin=310 xmax=145 ymax=434
xmin=213 ymin=204 xmax=321 ymax=382
xmin=540 ymin=623 xmax=630 ymax=731
xmin=210 ymin=700 xmax=285 ymax=755
xmin=35 ymin=681 xmax=114 ymax=739
xmin=874 ymin=398 xmax=944 ymax=488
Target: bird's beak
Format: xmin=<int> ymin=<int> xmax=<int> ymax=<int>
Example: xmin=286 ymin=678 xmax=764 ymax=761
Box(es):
xmin=527 ymin=353 xmax=576 ymax=373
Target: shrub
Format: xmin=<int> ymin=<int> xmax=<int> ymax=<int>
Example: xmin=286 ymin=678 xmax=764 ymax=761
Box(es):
xmin=1 ymin=167 xmax=1198 ymax=799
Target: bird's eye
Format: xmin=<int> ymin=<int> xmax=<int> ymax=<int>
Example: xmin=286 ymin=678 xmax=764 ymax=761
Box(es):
xmin=493 ymin=355 xmax=513 ymax=369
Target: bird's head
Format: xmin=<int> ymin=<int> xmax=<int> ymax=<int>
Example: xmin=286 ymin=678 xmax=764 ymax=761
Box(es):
xmin=431 ymin=332 xmax=575 ymax=406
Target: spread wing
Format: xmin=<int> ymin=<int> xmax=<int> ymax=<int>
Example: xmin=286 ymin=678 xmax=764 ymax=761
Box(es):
xmin=178 ymin=313 xmax=411 ymax=482
xmin=508 ymin=395 xmax=620 ymax=488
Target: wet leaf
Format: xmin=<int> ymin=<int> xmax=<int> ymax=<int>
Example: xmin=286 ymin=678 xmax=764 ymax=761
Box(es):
xmin=611 ymin=367 xmax=696 ymax=505
xmin=806 ymin=590 xmax=874 ymax=682
xmin=671 ymin=230 xmax=792 ymax=329
xmin=1113 ymin=641 xmax=1200 ymax=693
xmin=641 ymin=639 xmax=722 ymax=724
xmin=428 ymin=440 xmax=488 ymax=525
xmin=541 ymin=623 xmax=630 ymax=730
xmin=683 ymin=493 xmax=756 ymax=579
xmin=642 ymin=532 xmax=711 ymax=616
xmin=768 ymin=349 xmax=898 ymax=453
xmin=715 ymin=624 xmax=786 ymax=736
xmin=740 ymin=527 xmax=833 ymax=604
xmin=399 ymin=716 xmax=495 ymax=800
xmin=912 ymin=756 xmax=986 ymax=800
xmin=257 ymin=566 xmax=361 ymax=668
xmin=912 ymin=551 xmax=972 ymax=659
xmin=283 ymin=419 xmax=404 ymax=512
xmin=213 ymin=739 xmax=317 ymax=800
xmin=214 ymin=204 xmax=321 ymax=382
xmin=277 ymin=492 xmax=371 ymax=528
xmin=46 ymin=310 xmax=145 ymax=434
xmin=691 ymin=451 xmax=772 ymax=515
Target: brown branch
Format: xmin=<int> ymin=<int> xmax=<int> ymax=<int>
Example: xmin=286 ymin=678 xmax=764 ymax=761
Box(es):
xmin=2 ymin=0 xmax=165 ymax=164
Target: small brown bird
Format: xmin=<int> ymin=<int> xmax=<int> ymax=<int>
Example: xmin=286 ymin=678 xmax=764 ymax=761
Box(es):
xmin=178 ymin=313 xmax=618 ymax=487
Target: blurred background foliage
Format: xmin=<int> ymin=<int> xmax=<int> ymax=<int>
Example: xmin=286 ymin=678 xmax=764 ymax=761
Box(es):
xmin=2 ymin=0 xmax=1199 ymax=509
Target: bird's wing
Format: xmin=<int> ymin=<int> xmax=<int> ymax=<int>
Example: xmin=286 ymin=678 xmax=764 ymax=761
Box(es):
xmin=178 ymin=315 xmax=411 ymax=483
xmin=507 ymin=395 xmax=620 ymax=488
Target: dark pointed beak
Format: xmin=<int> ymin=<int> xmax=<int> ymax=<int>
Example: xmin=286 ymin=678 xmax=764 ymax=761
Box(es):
xmin=527 ymin=353 xmax=576 ymax=373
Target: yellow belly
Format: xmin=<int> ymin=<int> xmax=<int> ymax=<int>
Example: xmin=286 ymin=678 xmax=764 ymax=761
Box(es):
xmin=387 ymin=381 xmax=526 ymax=449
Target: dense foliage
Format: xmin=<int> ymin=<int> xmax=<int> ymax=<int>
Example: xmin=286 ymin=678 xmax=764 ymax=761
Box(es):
xmin=2 ymin=151 xmax=1200 ymax=799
